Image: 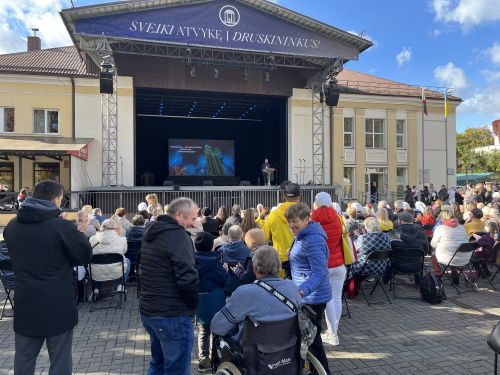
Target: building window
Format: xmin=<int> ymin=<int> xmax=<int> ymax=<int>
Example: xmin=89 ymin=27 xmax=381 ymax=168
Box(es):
xmin=343 ymin=117 xmax=354 ymax=148
xmin=0 ymin=108 xmax=14 ymax=133
xmin=34 ymin=163 xmax=60 ymax=184
xmin=396 ymin=119 xmax=406 ymax=149
xmin=397 ymin=167 xmax=407 ymax=197
xmin=365 ymin=118 xmax=385 ymax=148
xmin=34 ymin=109 xmax=59 ymax=134
xmin=343 ymin=167 xmax=355 ymax=199
xmin=0 ymin=163 xmax=14 ymax=190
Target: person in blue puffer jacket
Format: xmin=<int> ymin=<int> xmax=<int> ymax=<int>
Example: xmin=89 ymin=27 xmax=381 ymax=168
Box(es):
xmin=285 ymin=203 xmax=332 ymax=375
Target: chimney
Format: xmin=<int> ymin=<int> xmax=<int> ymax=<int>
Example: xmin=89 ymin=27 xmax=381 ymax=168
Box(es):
xmin=27 ymin=28 xmax=41 ymax=51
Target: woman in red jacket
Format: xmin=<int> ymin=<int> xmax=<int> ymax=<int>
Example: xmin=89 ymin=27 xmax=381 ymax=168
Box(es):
xmin=311 ymin=192 xmax=345 ymax=346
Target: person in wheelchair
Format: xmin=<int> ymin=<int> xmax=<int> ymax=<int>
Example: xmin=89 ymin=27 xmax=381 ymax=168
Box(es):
xmin=211 ymin=245 xmax=302 ymax=374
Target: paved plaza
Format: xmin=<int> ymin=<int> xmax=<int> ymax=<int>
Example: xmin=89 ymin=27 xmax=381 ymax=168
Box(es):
xmin=0 ymin=273 xmax=498 ymax=375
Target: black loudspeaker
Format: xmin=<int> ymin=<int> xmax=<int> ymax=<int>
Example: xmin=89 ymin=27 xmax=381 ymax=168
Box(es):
xmin=203 ymin=180 xmax=214 ymax=186
xmin=163 ymin=180 xmax=174 ymax=186
xmin=325 ymin=87 xmax=339 ymax=107
xmin=99 ymin=71 xmax=114 ymax=94
xmin=240 ymin=180 xmax=251 ymax=186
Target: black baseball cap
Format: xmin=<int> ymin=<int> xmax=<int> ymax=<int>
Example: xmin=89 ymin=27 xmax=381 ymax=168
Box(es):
xmin=284 ymin=183 xmax=301 ymax=198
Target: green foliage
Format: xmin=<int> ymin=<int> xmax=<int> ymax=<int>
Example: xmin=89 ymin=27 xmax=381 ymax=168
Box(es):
xmin=456 ymin=126 xmax=499 ymax=174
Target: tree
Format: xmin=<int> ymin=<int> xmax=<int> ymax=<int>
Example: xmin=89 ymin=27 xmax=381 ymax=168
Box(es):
xmin=456 ymin=126 xmax=496 ymax=174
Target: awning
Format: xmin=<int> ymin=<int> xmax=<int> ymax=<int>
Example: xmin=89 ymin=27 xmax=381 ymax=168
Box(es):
xmin=0 ymin=136 xmax=93 ymax=161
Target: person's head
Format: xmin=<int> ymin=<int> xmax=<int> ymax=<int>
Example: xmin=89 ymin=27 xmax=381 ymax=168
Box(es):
xmin=228 ymin=225 xmax=243 ymax=242
xmin=194 ymin=232 xmax=214 ymax=252
xmin=347 ymin=206 xmax=357 ymax=219
xmin=100 ymin=218 xmax=120 ymax=235
xmin=252 ymin=245 xmax=281 ymax=278
xmin=115 ymin=207 xmax=127 ymax=217
xmin=138 ymin=202 xmax=148 ymax=212
xmin=377 ymin=207 xmax=389 ymax=224
xmin=372 ymin=181 xmax=377 ymax=187
xmin=364 ymin=217 xmax=380 ymax=233
xmin=216 ymin=206 xmax=228 ymax=220
xmin=377 ymin=200 xmax=387 ymax=210
xmin=201 ymin=207 xmax=212 ymax=217
xmin=32 ymin=180 xmax=64 ymax=207
xmin=264 ymin=158 xmax=269 ymax=163
xmin=284 ymin=183 xmax=301 ymax=203
xmin=434 ymin=199 xmax=443 ymax=207
xmin=241 ymin=208 xmax=256 ymax=232
xmin=232 ymin=204 xmax=241 ymax=216
xmin=256 ymin=203 xmax=264 ymax=213
xmin=76 ymin=210 xmax=89 ymax=225
xmin=424 ymin=206 xmax=433 ymax=216
xmin=406 ymin=186 xmax=412 ymax=191
xmin=397 ymin=211 xmax=414 ymax=225
xmin=244 ymin=228 xmax=267 ymax=250
xmin=470 ymin=208 xmax=483 ymax=220
xmin=415 ymin=201 xmax=426 ymax=214
xmin=19 ymin=188 xmax=28 ymax=196
xmin=452 ymin=202 xmax=461 ymax=214
xmin=138 ymin=210 xmax=151 ymax=221
xmin=440 ymin=209 xmax=455 ymax=221
xmin=166 ymin=197 xmax=198 ymax=229
xmin=314 ymin=192 xmax=333 ymax=208
xmin=93 ymin=208 xmax=102 ymax=217
xmin=394 ymin=200 xmax=404 ymax=212
xmin=285 ymin=203 xmax=310 ymax=235
xmin=222 ymin=221 xmax=232 ymax=237
xmin=485 ymin=221 xmax=499 ymax=237
xmin=131 ymin=214 xmax=145 ymax=226
xmin=146 ymin=193 xmax=158 ymax=206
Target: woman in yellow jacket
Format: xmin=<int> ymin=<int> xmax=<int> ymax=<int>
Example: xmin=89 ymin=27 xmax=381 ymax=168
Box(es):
xmin=377 ymin=207 xmax=394 ymax=232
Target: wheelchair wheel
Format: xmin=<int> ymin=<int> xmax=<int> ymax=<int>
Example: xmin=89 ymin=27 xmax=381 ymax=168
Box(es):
xmin=214 ymin=361 xmax=242 ymax=375
xmin=302 ymin=351 xmax=328 ymax=375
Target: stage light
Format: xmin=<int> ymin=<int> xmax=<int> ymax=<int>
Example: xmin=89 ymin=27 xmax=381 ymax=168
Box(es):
xmin=319 ymin=91 xmax=324 ymax=103
xmin=190 ymin=66 xmax=196 ymax=78
xmin=214 ymin=68 xmax=219 ymax=79
xmin=325 ymin=79 xmax=340 ymax=107
xmin=265 ymin=71 xmax=270 ymax=83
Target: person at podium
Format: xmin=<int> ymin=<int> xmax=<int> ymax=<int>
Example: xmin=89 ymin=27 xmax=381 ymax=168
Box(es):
xmin=261 ymin=158 xmax=271 ymax=185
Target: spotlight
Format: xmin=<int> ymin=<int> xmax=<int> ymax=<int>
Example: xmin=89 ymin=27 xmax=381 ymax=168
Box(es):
xmin=319 ymin=91 xmax=324 ymax=103
xmin=265 ymin=71 xmax=270 ymax=83
xmin=214 ymin=68 xmax=219 ymax=79
xmin=325 ymin=79 xmax=340 ymax=107
xmin=190 ymin=66 xmax=196 ymax=78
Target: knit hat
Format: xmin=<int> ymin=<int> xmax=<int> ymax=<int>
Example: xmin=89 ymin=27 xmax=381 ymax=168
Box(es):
xmin=397 ymin=211 xmax=414 ymax=223
xmin=138 ymin=202 xmax=147 ymax=212
xmin=194 ymin=232 xmax=214 ymax=252
xmin=315 ymin=192 xmax=332 ymax=207
xmin=403 ymin=202 xmax=410 ymax=210
xmin=284 ymin=183 xmax=301 ymax=198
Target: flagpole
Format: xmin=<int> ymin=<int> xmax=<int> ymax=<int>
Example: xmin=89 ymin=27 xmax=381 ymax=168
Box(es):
xmin=444 ymin=89 xmax=449 ymax=189
xmin=421 ymin=86 xmax=425 ymax=187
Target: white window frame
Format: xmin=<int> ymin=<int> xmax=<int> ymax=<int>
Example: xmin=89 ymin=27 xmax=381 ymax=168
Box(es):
xmin=343 ymin=167 xmax=356 ymax=199
xmin=0 ymin=107 xmax=14 ymax=133
xmin=343 ymin=117 xmax=355 ymax=148
xmin=396 ymin=119 xmax=406 ymax=149
xmin=365 ymin=118 xmax=385 ymax=149
xmin=33 ymin=108 xmax=60 ymax=134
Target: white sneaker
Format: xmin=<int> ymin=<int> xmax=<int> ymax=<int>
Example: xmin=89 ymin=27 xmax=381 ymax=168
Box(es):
xmin=116 ymin=284 xmax=126 ymax=293
xmin=322 ymin=332 xmax=340 ymax=346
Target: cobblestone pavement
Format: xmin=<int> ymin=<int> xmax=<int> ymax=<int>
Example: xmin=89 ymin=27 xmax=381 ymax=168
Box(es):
xmin=0 ymin=276 xmax=498 ymax=374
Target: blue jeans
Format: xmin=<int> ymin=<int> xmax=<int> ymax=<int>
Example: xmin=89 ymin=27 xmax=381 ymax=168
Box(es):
xmin=141 ymin=314 xmax=194 ymax=375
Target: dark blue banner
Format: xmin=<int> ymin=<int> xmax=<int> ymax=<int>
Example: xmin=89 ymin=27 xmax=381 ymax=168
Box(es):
xmin=75 ymin=0 xmax=358 ymax=59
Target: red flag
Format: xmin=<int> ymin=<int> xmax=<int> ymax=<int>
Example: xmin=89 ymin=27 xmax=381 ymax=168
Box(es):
xmin=421 ymin=87 xmax=428 ymax=116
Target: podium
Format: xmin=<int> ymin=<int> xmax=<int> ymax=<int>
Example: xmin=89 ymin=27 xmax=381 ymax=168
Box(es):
xmin=263 ymin=167 xmax=276 ymax=186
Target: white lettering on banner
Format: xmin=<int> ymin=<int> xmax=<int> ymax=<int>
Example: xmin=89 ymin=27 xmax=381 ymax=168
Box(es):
xmin=128 ymin=21 xmax=321 ymax=50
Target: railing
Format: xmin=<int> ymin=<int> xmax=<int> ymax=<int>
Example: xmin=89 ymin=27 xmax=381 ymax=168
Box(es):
xmin=63 ymin=186 xmax=343 ymax=217
xmin=357 ymin=191 xmax=399 ymax=206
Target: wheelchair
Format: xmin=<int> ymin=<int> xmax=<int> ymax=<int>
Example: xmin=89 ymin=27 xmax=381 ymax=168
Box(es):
xmin=211 ymin=316 xmax=328 ymax=375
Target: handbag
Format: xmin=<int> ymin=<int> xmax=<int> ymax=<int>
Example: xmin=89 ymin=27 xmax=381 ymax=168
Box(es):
xmin=254 ymin=280 xmax=317 ymax=359
xmin=339 ymin=215 xmax=357 ymax=265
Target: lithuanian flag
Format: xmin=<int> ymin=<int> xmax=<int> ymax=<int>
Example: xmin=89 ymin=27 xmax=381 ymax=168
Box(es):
xmin=444 ymin=91 xmax=449 ymax=118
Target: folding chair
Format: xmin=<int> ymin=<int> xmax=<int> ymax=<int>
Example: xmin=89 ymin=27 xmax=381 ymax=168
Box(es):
xmin=487 ymin=243 xmax=500 ymax=288
xmin=126 ymin=240 xmax=141 ymax=291
xmin=439 ymin=242 xmax=481 ymax=295
xmin=389 ymin=248 xmax=425 ymax=299
xmin=87 ymin=253 xmax=127 ymax=312
xmin=422 ymin=224 xmax=434 ymax=254
xmin=0 ymin=259 xmax=14 ymax=320
xmin=358 ymin=249 xmax=392 ymax=306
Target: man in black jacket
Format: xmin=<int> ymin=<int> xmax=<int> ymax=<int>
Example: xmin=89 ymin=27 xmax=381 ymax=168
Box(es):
xmin=4 ymin=180 xmax=92 ymax=375
xmin=140 ymin=197 xmax=199 ymax=375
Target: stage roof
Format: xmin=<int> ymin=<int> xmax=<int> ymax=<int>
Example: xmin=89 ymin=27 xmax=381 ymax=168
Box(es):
xmin=60 ymin=0 xmax=372 ymax=79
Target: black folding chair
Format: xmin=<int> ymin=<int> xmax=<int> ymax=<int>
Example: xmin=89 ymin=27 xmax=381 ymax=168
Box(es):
xmin=126 ymin=240 xmax=141 ymax=297
xmin=87 ymin=253 xmax=127 ymax=312
xmin=358 ymin=249 xmax=392 ymax=306
xmin=487 ymin=243 xmax=500 ymax=288
xmin=0 ymin=259 xmax=14 ymax=320
xmin=439 ymin=242 xmax=481 ymax=294
xmin=422 ymin=224 xmax=434 ymax=254
xmin=389 ymin=248 xmax=425 ymax=298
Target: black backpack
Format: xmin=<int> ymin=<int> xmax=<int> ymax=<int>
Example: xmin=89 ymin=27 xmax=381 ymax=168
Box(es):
xmin=420 ymin=273 xmax=446 ymax=304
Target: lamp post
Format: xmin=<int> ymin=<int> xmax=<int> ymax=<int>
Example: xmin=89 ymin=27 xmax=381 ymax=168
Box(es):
xmin=458 ymin=160 xmax=475 ymax=186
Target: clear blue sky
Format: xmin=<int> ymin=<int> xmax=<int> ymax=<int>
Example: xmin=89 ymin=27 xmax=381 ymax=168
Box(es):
xmin=2 ymin=0 xmax=499 ymax=132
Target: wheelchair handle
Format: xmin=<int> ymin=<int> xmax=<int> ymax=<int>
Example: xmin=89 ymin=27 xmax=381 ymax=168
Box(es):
xmin=248 ymin=316 xmax=260 ymax=328
xmin=302 ymin=305 xmax=317 ymax=319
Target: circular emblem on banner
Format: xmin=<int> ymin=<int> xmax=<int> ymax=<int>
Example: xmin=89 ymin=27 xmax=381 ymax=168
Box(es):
xmin=219 ymin=5 xmax=240 ymax=27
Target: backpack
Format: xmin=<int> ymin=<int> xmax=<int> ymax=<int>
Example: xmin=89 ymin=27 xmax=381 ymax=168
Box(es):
xmin=420 ymin=273 xmax=446 ymax=304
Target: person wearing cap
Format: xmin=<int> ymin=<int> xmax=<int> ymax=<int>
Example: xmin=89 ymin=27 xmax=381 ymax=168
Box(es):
xmin=262 ymin=182 xmax=301 ymax=263
xmin=390 ymin=211 xmax=429 ymax=255
xmin=213 ymin=221 xmax=232 ymax=250
xmin=311 ymin=192 xmax=344 ymax=346
xmin=201 ymin=207 xmax=220 ymax=234
xmin=194 ymin=232 xmax=228 ymax=372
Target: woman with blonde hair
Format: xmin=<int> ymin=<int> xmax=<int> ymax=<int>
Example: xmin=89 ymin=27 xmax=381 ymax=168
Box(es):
xmin=146 ymin=193 xmax=163 ymax=220
xmin=240 ymin=208 xmax=259 ymax=236
xmin=82 ymin=204 xmax=101 ymax=231
xmin=377 ymin=207 xmax=393 ymax=232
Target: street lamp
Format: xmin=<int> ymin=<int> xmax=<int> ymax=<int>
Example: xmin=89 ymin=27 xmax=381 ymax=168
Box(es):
xmin=458 ymin=160 xmax=476 ymax=186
